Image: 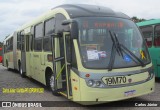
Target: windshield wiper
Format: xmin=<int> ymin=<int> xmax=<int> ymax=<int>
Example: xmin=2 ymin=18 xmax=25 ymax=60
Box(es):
xmin=108 ymin=42 xmax=116 ymax=71
xmin=113 ymin=32 xmax=124 ymax=58
xmin=109 ymin=31 xmax=121 ymax=56
xmin=108 ymin=31 xmax=145 ymax=71
xmin=108 ymin=31 xmax=117 ymax=71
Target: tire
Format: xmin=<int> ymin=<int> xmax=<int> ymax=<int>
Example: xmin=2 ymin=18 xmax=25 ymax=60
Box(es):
xmin=19 ymin=63 xmax=25 ymax=78
xmin=6 ymin=60 xmax=10 ymax=70
xmin=48 ymin=73 xmax=60 ymax=96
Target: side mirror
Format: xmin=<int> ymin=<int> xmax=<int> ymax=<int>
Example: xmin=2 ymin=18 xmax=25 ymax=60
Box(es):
xmin=62 ymin=19 xmax=78 ymax=39
xmin=62 ymin=19 xmax=76 ymax=25
xmin=71 ymin=22 xmax=78 ymax=39
xmin=50 ymin=33 xmax=62 ymax=38
xmin=62 ymin=20 xmax=71 ymax=25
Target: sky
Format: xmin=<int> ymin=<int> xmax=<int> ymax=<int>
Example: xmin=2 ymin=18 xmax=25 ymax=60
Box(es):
xmin=0 ymin=0 xmax=159 ymax=42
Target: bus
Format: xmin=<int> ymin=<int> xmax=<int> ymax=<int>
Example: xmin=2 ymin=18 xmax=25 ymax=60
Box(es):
xmin=0 ymin=48 xmax=2 ymax=63
xmin=3 ymin=4 xmax=154 ymax=105
xmin=3 ymin=33 xmax=15 ymax=68
xmin=137 ymin=19 xmax=160 ymax=78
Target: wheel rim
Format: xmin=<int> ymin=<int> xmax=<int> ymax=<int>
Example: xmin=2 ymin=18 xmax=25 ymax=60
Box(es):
xmin=50 ymin=75 xmax=55 ymax=91
xmin=20 ymin=66 xmax=23 ymax=75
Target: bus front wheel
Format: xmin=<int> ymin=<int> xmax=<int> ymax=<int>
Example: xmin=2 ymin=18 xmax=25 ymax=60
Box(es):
xmin=49 ymin=73 xmax=60 ymax=96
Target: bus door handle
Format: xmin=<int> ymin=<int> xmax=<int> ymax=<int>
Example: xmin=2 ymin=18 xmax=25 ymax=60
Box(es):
xmin=54 ymin=57 xmax=64 ymax=62
xmin=66 ymin=62 xmax=71 ymax=66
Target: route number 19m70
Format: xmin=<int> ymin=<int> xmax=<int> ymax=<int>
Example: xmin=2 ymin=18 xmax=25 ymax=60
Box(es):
xmin=105 ymin=76 xmax=127 ymax=85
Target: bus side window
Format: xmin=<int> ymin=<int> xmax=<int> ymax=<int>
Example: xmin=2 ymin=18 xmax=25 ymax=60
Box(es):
xmin=21 ymin=35 xmax=25 ymax=51
xmin=10 ymin=37 xmax=13 ymax=51
xmin=43 ymin=18 xmax=55 ymax=52
xmin=44 ymin=17 xmax=55 ymax=36
xmin=154 ymin=25 xmax=160 ymax=47
xmin=7 ymin=37 xmax=13 ymax=51
xmin=30 ymin=27 xmax=34 ymax=51
xmin=26 ymin=35 xmax=29 ymax=52
xmin=140 ymin=26 xmax=153 ymax=47
xmin=17 ymin=33 xmax=21 ymax=50
xmin=43 ymin=37 xmax=51 ymax=52
xmin=55 ymin=14 xmax=69 ymax=33
xmin=6 ymin=41 xmax=8 ymax=52
xmin=34 ymin=23 xmax=43 ymax=51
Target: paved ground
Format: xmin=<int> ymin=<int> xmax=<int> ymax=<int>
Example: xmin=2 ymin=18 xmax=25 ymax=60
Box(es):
xmin=0 ymin=64 xmax=160 ymax=110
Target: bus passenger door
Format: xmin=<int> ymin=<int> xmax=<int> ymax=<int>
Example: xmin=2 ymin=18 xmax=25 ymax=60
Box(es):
xmin=25 ymin=35 xmax=31 ymax=76
xmin=63 ymin=32 xmax=72 ymax=99
xmin=21 ymin=34 xmax=26 ymax=73
xmin=53 ymin=32 xmax=72 ymax=99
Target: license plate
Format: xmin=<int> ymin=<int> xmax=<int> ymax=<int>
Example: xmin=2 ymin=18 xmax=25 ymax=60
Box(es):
xmin=102 ymin=72 xmax=149 ymax=86
xmin=124 ymin=90 xmax=136 ymax=97
xmin=104 ymin=76 xmax=127 ymax=85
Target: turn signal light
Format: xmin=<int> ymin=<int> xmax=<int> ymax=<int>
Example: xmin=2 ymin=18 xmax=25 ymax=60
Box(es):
xmin=85 ymin=74 xmax=90 ymax=78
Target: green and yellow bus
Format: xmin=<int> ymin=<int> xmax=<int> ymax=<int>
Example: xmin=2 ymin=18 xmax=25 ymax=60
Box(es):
xmin=137 ymin=19 xmax=160 ymax=78
xmin=3 ymin=33 xmax=15 ymax=69
xmin=3 ymin=4 xmax=154 ymax=105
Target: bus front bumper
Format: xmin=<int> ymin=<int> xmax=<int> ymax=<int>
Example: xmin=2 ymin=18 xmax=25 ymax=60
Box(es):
xmin=78 ymin=77 xmax=155 ymax=105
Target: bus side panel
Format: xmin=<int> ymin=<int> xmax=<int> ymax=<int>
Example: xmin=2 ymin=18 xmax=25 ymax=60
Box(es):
xmin=31 ymin=52 xmax=46 ymax=84
xmin=29 ymin=52 xmax=34 ymax=78
xmin=41 ymin=53 xmax=53 ymax=85
xmin=26 ymin=52 xmax=31 ymax=77
xmin=3 ymin=52 xmax=7 ymax=67
xmin=32 ymin=52 xmax=41 ymax=81
xmin=16 ymin=51 xmax=21 ymax=70
xmin=38 ymin=52 xmax=47 ymax=85
xmin=30 ymin=52 xmax=53 ymax=85
xmin=39 ymin=52 xmax=45 ymax=84
xmin=8 ymin=52 xmax=14 ymax=69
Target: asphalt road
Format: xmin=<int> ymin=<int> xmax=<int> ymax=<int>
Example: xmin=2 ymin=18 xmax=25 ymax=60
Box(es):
xmin=0 ymin=64 xmax=160 ymax=110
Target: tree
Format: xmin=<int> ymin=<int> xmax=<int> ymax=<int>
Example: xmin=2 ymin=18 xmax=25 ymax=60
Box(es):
xmin=0 ymin=42 xmax=3 ymax=48
xmin=131 ymin=16 xmax=146 ymax=23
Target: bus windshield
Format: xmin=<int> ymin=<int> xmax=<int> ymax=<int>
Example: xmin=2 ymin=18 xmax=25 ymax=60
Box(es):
xmin=77 ymin=17 xmax=151 ymax=69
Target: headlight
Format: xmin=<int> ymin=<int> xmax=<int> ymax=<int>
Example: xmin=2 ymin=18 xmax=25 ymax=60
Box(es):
xmin=87 ymin=80 xmax=94 ymax=86
xmin=96 ymin=81 xmax=101 ymax=86
xmin=86 ymin=79 xmax=105 ymax=88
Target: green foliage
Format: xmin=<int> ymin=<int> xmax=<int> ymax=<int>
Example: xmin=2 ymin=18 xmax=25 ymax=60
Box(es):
xmin=132 ymin=16 xmax=146 ymax=23
xmin=0 ymin=42 xmax=3 ymax=48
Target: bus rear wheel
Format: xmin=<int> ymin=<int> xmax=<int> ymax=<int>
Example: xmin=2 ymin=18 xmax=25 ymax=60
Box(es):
xmin=6 ymin=60 xmax=10 ymax=70
xmin=19 ymin=63 xmax=25 ymax=78
xmin=49 ymin=73 xmax=59 ymax=96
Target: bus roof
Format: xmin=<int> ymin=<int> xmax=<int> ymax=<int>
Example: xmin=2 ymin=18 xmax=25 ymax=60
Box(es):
xmin=17 ymin=4 xmax=130 ymax=32
xmin=137 ymin=19 xmax=160 ymax=27
xmin=54 ymin=4 xmax=130 ymax=19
